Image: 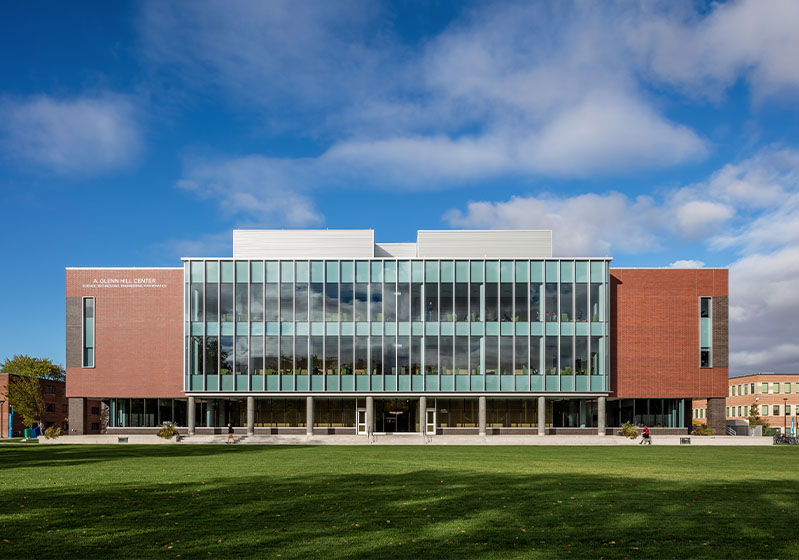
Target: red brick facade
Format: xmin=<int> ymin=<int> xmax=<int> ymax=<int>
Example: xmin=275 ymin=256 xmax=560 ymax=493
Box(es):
xmin=610 ymin=268 xmax=728 ymax=399
xmin=65 ymin=268 xmax=185 ymax=400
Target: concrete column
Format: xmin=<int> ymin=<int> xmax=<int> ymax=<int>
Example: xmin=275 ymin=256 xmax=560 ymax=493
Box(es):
xmin=597 ymin=396 xmax=606 ymax=436
xmin=419 ymin=396 xmax=427 ymax=435
xmin=538 ymin=396 xmax=546 ymax=436
xmin=366 ymin=396 xmax=374 ymax=435
xmin=188 ymin=396 xmax=196 ymax=435
xmin=306 ymin=396 xmax=314 ymax=436
xmin=247 ymin=396 xmax=255 ymax=435
xmin=478 ymin=396 xmax=487 ymax=436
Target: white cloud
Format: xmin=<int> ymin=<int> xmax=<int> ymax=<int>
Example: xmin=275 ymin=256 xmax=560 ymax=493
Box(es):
xmin=673 ymin=200 xmax=735 ymax=239
xmin=177 ymin=155 xmax=323 ymax=227
xmin=668 ymin=260 xmax=705 ymax=269
xmin=0 ymin=94 xmax=142 ymax=175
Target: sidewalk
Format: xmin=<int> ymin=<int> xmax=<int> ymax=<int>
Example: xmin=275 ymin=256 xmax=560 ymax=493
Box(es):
xmin=39 ymin=433 xmax=775 ymax=446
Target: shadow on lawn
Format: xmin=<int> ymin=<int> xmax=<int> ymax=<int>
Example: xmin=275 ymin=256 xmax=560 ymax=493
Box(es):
xmin=1 ymin=454 xmax=798 ymax=559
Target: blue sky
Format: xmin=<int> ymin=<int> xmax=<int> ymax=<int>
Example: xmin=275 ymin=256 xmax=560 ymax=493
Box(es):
xmin=1 ymin=0 xmax=797 ymax=375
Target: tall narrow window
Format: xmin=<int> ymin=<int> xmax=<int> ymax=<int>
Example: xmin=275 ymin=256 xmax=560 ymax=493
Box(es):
xmin=700 ymin=297 xmax=712 ymax=368
xmin=83 ymin=297 xmax=95 ymax=367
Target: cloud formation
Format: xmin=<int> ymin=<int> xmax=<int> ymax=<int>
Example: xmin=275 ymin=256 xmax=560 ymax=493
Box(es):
xmin=0 ymin=93 xmax=142 ymax=175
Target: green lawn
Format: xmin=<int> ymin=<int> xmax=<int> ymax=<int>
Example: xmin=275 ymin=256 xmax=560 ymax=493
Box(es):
xmin=0 ymin=445 xmax=796 ymax=558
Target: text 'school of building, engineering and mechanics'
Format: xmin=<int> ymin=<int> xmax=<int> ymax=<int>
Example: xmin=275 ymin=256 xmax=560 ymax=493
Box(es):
xmin=65 ymin=229 xmax=728 ymax=437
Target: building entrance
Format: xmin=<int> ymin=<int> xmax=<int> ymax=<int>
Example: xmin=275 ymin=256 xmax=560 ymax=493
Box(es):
xmin=375 ymin=399 xmax=418 ymax=433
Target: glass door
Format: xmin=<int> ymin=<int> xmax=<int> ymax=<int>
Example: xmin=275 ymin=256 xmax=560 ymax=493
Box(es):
xmin=425 ymin=408 xmax=436 ymax=435
xmin=356 ymin=408 xmax=367 ymax=435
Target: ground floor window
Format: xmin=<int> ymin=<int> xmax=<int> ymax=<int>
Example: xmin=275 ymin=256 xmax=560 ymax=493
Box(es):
xmin=605 ymin=398 xmax=687 ymax=428
xmin=109 ymin=399 xmax=187 ymax=427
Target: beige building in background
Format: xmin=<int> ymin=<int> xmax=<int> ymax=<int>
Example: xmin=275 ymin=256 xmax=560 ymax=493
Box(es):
xmin=694 ymin=373 xmax=799 ymax=435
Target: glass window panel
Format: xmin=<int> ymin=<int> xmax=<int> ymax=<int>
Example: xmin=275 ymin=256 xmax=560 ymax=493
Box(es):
xmin=310 ymin=335 xmax=323 ymax=375
xmin=220 ymin=336 xmax=233 ymax=374
xmin=310 ymin=283 xmax=324 ymax=321
xmin=351 ymin=261 xmax=368 ymax=283
xmin=325 ymin=283 xmax=339 ymax=321
xmin=371 ymin=261 xmax=382 ymax=282
xmin=455 ymin=336 xmax=468 ymax=374
xmin=250 ymin=336 xmax=264 ymax=375
xmin=354 ymin=283 xmax=368 ymax=321
xmin=326 ymin=261 xmax=339 ymax=283
xmin=411 ymin=282 xmax=423 ymax=321
xmin=470 ymin=261 xmax=483 ymax=282
xmin=424 ymin=336 xmax=438 ymax=374
xmin=440 ymin=283 xmax=453 ymax=321
xmin=205 ymin=336 xmax=218 ymax=375
xmin=384 ymin=283 xmax=397 ymax=322
xmin=397 ymin=282 xmax=410 ymax=322
xmin=265 ymin=284 xmax=278 ymax=321
xmin=470 ymin=336 xmax=482 ymax=374
xmin=590 ymin=261 xmax=604 ymax=283
xmin=397 ymin=336 xmax=409 ymax=374
xmin=236 ymin=282 xmax=248 ymax=321
xmin=219 ymin=261 xmax=233 ymax=283
xmin=545 ymin=261 xmax=558 ymax=282
xmin=560 ymin=283 xmax=573 ymax=322
xmin=499 ymin=283 xmax=513 ymax=322
xmin=575 ymin=261 xmax=588 ymax=283
xmin=412 ymin=261 xmax=424 ymax=282
xmin=515 ymin=261 xmax=528 ymax=282
xmin=530 ymin=261 xmax=543 ymax=283
xmin=220 ymin=283 xmax=234 ymax=322
xmin=383 ymin=336 xmax=397 ymax=374
xmin=530 ymin=283 xmax=541 ymax=322
xmin=338 ymin=261 xmax=353 ymax=283
xmin=371 ymin=337 xmax=382 ymax=374
xmin=455 ymin=261 xmax=469 ymax=282
xmin=295 ymin=261 xmax=309 ymax=283
xmin=590 ymin=282 xmax=604 ymax=322
xmin=190 ymin=261 xmax=204 ymax=282
xmin=560 ymin=261 xmax=574 ymax=282
xmin=295 ymin=336 xmax=308 ymax=375
xmin=355 ymin=336 xmax=368 ymax=375
xmin=250 ymin=283 xmax=264 ymax=322
xmin=514 ymin=335 xmax=528 ymax=374
xmin=370 ymin=283 xmax=383 ymax=321
xmin=339 ymin=336 xmax=353 ymax=375
xmin=384 ymin=261 xmax=397 ymax=283
xmin=265 ymin=336 xmax=278 ymax=375
xmin=440 ymin=336 xmax=454 ymax=374
xmin=236 ymin=335 xmax=248 ymax=375
xmin=590 ymin=336 xmax=603 ymax=375
xmin=425 ymin=283 xmax=438 ymax=321
xmin=440 ymin=261 xmax=454 ymax=282
xmin=190 ymin=335 xmax=203 ymax=375
xmin=575 ymin=283 xmax=587 ymax=322
xmin=545 ymin=337 xmax=558 ymax=375
xmin=485 ymin=261 xmax=499 ymax=283
xmin=485 ymin=336 xmax=498 ymax=374
xmin=499 ymin=336 xmax=512 ymax=374
xmin=309 ymin=261 xmax=324 ymax=283
xmin=425 ymin=261 xmax=439 ymax=282
xmin=454 ymin=284 xmax=468 ymax=322
xmin=485 ymin=283 xmax=498 ymax=322
xmin=265 ymin=261 xmax=279 ymax=283
xmin=500 ymin=261 xmax=513 ymax=282
xmin=575 ymin=337 xmax=587 ymax=375
xmin=295 ymin=282 xmax=308 ymax=321
xmin=280 ymin=335 xmax=293 ymax=374
xmin=469 ymin=283 xmax=481 ymax=322
xmin=280 ymin=283 xmax=293 ymax=322
xmin=190 ymin=282 xmax=203 ymax=322
xmin=340 ymin=283 xmax=353 ymax=322
xmin=411 ymin=336 xmax=423 ymax=374
xmin=205 ymin=261 xmax=219 ymax=282
xmin=236 ymin=261 xmax=248 ymax=282
xmin=545 ymin=283 xmax=557 ymax=322
xmin=250 ymin=261 xmax=264 ymax=284
xmin=281 ymin=262 xmax=294 ymax=283
xmin=398 ymin=261 xmax=410 ymax=283
xmin=514 ymin=282 xmax=528 ymax=322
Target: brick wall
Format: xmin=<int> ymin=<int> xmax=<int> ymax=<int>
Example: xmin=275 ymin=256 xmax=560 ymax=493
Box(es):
xmin=65 ymin=268 xmax=185 ymax=399
xmin=611 ymin=269 xmax=728 ymax=399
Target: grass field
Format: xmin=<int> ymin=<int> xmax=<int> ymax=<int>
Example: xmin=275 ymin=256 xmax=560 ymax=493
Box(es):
xmin=0 ymin=445 xmax=797 ymax=559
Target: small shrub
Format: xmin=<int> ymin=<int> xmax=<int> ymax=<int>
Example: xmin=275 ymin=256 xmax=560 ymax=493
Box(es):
xmin=618 ymin=421 xmax=639 ymax=440
xmin=157 ymin=423 xmax=178 ymax=439
xmin=44 ymin=425 xmax=63 ymax=439
xmin=693 ymin=424 xmax=714 ymax=436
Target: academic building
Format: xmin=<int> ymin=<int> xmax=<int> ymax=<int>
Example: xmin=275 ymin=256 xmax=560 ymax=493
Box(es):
xmin=65 ymin=229 xmax=729 ymax=437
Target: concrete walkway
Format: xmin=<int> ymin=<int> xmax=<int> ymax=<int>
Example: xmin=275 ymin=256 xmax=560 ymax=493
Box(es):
xmin=39 ymin=433 xmax=774 ymax=446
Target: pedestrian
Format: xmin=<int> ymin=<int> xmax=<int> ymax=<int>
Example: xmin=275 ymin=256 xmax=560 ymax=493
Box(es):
xmin=226 ymin=422 xmax=235 ymax=444
xmin=639 ymin=425 xmax=652 ymax=445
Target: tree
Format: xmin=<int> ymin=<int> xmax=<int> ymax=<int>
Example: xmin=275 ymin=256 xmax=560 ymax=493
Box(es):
xmin=4 ymin=374 xmax=45 ymax=428
xmin=747 ymin=402 xmax=761 ymax=427
xmin=0 ymin=355 xmax=65 ymax=381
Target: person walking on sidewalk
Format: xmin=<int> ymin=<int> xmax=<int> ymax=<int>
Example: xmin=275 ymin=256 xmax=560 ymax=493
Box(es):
xmin=226 ymin=422 xmax=235 ymax=444
xmin=639 ymin=425 xmax=652 ymax=445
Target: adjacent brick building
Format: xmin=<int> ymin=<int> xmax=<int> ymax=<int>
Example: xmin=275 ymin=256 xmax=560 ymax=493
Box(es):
xmin=66 ymin=230 xmax=729 ymax=436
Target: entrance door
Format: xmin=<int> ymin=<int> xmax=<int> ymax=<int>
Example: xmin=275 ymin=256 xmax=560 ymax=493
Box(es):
xmin=356 ymin=408 xmax=367 ymax=435
xmin=425 ymin=408 xmax=436 ymax=435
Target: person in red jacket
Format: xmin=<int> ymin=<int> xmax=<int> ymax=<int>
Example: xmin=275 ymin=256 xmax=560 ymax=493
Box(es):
xmin=639 ymin=425 xmax=652 ymax=445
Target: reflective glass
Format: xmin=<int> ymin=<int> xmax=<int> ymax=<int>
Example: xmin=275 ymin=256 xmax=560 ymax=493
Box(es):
xmin=295 ymin=336 xmax=308 ymax=374
xmin=485 ymin=336 xmax=498 ymax=374
xmin=235 ymin=335 xmax=248 ymax=375
xmin=220 ymin=336 xmax=233 ymax=374
xmin=499 ymin=336 xmax=512 ymax=374
xmin=440 ymin=336 xmax=454 ymax=374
